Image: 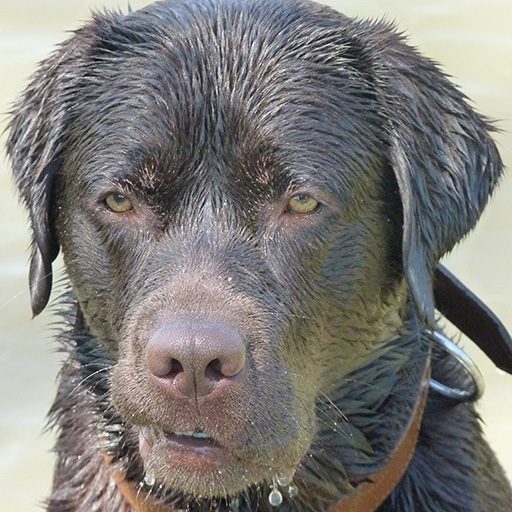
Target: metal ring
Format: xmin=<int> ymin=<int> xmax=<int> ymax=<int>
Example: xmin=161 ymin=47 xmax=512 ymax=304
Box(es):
xmin=428 ymin=331 xmax=485 ymax=402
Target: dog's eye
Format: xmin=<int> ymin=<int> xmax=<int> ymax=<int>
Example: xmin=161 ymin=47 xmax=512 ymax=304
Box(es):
xmin=104 ymin=193 xmax=134 ymax=213
xmin=286 ymin=194 xmax=320 ymax=214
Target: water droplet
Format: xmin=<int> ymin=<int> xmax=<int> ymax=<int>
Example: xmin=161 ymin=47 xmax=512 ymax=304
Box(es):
xmin=269 ymin=488 xmax=283 ymax=507
xmin=144 ymin=472 xmax=155 ymax=486
xmin=276 ymin=474 xmax=291 ymax=487
xmin=287 ymin=484 xmax=299 ymax=499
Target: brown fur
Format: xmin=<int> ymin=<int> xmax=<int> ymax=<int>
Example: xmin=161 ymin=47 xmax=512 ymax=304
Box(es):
xmin=7 ymin=0 xmax=511 ymax=510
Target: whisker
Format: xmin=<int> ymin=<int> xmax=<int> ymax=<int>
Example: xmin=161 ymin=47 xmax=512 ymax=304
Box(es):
xmin=70 ymin=367 xmax=112 ymax=395
xmin=0 ymin=288 xmax=29 ymax=312
xmin=316 ymin=389 xmax=349 ymax=423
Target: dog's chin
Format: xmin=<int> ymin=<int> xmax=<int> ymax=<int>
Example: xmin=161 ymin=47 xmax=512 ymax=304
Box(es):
xmin=137 ymin=426 xmax=305 ymax=497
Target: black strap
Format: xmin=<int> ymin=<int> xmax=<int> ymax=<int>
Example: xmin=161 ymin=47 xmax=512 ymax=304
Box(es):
xmin=434 ymin=265 xmax=512 ymax=374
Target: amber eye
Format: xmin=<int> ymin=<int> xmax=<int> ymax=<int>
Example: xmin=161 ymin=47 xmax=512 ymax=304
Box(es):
xmin=286 ymin=194 xmax=320 ymax=214
xmin=104 ymin=193 xmax=134 ymax=213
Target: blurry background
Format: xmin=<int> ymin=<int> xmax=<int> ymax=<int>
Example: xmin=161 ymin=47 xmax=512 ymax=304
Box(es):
xmin=0 ymin=1 xmax=510 ymax=510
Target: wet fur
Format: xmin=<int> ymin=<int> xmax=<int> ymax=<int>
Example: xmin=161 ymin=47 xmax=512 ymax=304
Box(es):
xmin=7 ymin=0 xmax=512 ymax=510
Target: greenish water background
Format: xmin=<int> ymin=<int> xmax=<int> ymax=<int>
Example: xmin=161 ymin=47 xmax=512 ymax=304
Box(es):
xmin=0 ymin=1 xmax=510 ymax=510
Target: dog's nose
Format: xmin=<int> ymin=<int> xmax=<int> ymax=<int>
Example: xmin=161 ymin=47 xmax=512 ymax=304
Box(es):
xmin=145 ymin=318 xmax=247 ymax=399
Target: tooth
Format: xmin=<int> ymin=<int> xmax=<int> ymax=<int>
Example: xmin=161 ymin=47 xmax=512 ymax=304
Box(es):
xmin=192 ymin=432 xmax=211 ymax=439
xmin=171 ymin=430 xmax=212 ymax=439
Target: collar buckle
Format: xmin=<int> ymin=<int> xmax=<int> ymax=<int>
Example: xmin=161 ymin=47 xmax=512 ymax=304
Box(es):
xmin=428 ymin=330 xmax=485 ymax=402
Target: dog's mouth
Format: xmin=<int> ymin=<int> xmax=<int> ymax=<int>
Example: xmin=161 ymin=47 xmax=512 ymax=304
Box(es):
xmin=142 ymin=427 xmax=221 ymax=449
xmin=136 ymin=421 xmax=305 ymax=497
xmin=139 ymin=426 xmax=229 ymax=477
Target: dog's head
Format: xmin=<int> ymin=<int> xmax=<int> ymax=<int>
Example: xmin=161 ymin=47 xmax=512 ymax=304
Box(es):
xmin=8 ymin=0 xmax=502 ymax=501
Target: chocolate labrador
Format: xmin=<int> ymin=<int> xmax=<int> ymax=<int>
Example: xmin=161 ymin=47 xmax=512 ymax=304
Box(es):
xmin=7 ymin=0 xmax=512 ymax=510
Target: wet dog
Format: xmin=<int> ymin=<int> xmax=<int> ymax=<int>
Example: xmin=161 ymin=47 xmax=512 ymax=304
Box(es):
xmin=8 ymin=0 xmax=512 ymax=510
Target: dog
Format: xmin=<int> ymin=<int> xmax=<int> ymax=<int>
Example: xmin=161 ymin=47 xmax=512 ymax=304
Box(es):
xmin=7 ymin=0 xmax=512 ymax=510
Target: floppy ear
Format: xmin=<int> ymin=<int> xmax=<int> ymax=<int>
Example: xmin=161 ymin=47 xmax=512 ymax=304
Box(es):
xmin=7 ymin=32 xmax=90 ymax=316
xmin=372 ymin=26 xmax=503 ymax=325
xmin=7 ymin=14 xmax=122 ymax=316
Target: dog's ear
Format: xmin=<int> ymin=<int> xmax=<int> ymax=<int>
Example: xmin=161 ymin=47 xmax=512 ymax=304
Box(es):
xmin=7 ymin=31 xmax=91 ymax=316
xmin=372 ymin=27 xmax=503 ymax=325
xmin=7 ymin=14 xmax=122 ymax=316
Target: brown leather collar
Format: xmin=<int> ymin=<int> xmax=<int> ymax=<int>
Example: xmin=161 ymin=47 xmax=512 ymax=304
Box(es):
xmin=328 ymin=358 xmax=431 ymax=512
xmin=108 ymin=461 xmax=168 ymax=512
xmin=108 ymin=360 xmax=431 ymax=512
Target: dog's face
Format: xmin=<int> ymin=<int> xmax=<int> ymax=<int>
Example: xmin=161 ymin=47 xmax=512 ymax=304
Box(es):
xmin=7 ymin=0 xmax=502 ymax=501
xmin=55 ymin=7 xmax=404 ymax=493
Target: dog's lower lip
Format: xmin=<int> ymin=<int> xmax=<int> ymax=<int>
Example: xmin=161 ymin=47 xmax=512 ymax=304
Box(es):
xmin=139 ymin=426 xmax=230 ymax=474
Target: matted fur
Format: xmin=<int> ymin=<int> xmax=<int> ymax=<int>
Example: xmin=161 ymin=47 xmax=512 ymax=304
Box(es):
xmin=7 ymin=1 xmax=511 ymax=510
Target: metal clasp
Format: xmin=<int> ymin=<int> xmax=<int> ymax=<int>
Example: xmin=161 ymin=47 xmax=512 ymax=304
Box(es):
xmin=428 ymin=331 xmax=485 ymax=402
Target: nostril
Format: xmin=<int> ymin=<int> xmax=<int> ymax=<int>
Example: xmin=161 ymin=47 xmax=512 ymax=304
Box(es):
xmin=204 ymin=359 xmax=233 ymax=382
xmin=169 ymin=358 xmax=184 ymax=378
xmin=145 ymin=342 xmax=185 ymax=379
xmin=205 ymin=358 xmax=223 ymax=380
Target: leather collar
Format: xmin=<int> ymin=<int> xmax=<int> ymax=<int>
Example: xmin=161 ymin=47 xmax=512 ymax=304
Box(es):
xmin=108 ymin=459 xmax=167 ymax=512
xmin=327 ymin=358 xmax=431 ymax=512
